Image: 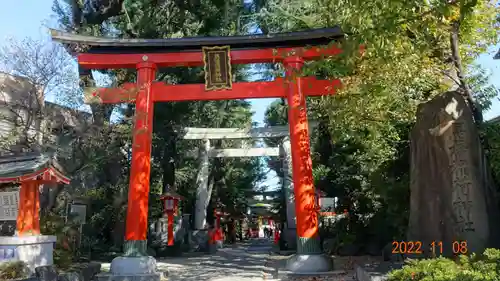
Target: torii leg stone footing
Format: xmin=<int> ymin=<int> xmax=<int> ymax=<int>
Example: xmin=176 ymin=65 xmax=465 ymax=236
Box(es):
xmin=285 ymin=254 xmax=334 ymax=273
xmin=123 ymin=240 xmax=148 ymax=257
xmin=286 ymin=237 xmax=333 ymax=272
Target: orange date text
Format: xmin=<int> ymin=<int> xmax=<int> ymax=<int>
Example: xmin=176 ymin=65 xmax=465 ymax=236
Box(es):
xmin=392 ymin=241 xmax=468 ymax=255
xmin=392 ymin=241 xmax=423 ymax=254
xmin=431 ymin=241 xmax=468 ymax=255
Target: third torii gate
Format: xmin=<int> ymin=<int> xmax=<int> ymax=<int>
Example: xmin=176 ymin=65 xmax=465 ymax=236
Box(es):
xmin=51 ymin=27 xmax=346 ymax=274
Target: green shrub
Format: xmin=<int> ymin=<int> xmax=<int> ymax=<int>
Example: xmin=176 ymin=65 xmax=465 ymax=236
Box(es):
xmin=388 ymin=248 xmax=500 ymax=281
xmin=0 ymin=261 xmax=30 ymax=280
xmin=40 ymin=212 xmax=78 ymax=270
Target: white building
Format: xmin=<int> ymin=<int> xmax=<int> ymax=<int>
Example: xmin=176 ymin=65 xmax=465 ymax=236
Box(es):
xmin=0 ymin=72 xmax=91 ymax=155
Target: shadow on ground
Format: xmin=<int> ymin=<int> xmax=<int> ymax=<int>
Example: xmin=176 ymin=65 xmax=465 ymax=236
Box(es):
xmin=157 ymin=239 xmax=278 ymax=281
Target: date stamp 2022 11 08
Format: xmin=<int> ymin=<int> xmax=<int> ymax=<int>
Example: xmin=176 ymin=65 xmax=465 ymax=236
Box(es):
xmin=392 ymin=241 xmax=468 ymax=255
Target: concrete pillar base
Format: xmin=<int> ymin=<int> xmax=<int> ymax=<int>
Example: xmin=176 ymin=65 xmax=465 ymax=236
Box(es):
xmin=110 ymin=256 xmax=157 ymax=274
xmin=285 ymin=254 xmax=334 ymax=273
xmin=0 ymin=235 xmax=56 ymax=273
xmin=96 ymin=256 xmax=161 ymax=281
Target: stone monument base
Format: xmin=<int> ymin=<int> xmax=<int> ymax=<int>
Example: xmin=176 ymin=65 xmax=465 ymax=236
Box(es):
xmin=96 ymin=273 xmax=162 ymax=281
xmin=285 ymin=254 xmax=334 ymax=272
xmin=189 ymin=230 xmax=209 ymax=252
xmin=0 ymin=235 xmax=56 ymax=273
xmin=355 ymin=262 xmax=403 ymax=281
xmin=96 ymin=256 xmax=161 ymax=281
xmin=281 ymin=271 xmax=348 ymax=281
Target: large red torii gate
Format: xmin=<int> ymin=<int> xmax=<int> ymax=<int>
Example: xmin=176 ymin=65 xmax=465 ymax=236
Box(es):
xmin=51 ymin=27 xmax=345 ymax=273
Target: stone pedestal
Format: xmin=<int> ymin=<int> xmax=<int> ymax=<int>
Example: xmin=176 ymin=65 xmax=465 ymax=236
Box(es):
xmin=96 ymin=256 xmax=161 ymax=281
xmin=189 ymin=230 xmax=209 ymax=252
xmin=215 ymin=240 xmax=223 ymax=249
xmin=0 ymin=235 xmax=56 ymax=273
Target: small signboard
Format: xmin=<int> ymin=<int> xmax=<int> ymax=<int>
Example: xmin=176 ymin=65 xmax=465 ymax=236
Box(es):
xmin=319 ymin=197 xmax=337 ymax=211
xmin=67 ymin=203 xmax=87 ymax=224
xmin=0 ymin=246 xmax=18 ymax=261
xmin=0 ymin=191 xmax=19 ymax=221
xmin=202 ymin=46 xmax=232 ymax=91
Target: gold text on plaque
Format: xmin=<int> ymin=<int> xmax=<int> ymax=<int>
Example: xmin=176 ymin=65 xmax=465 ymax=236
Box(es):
xmin=202 ymin=46 xmax=232 ymax=91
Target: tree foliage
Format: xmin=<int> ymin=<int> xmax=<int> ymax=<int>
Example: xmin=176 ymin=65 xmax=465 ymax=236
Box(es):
xmin=259 ymin=0 xmax=500 ymax=252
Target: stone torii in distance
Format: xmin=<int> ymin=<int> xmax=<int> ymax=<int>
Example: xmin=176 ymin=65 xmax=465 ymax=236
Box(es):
xmin=182 ymin=123 xmax=316 ymax=238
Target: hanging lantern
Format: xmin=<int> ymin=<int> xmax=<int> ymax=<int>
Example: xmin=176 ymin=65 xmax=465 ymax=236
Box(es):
xmin=164 ymin=197 xmax=175 ymax=212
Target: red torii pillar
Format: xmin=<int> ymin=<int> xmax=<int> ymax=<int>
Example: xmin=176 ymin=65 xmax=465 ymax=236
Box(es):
xmin=285 ymin=56 xmax=324 ymax=257
xmin=69 ymin=45 xmax=343 ymax=269
xmin=122 ymin=61 xmax=156 ymax=256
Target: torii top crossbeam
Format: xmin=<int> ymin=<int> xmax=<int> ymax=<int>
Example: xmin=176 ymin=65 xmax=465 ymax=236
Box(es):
xmin=182 ymin=123 xmax=317 ymax=139
xmin=50 ymin=28 xmax=343 ymax=103
xmin=50 ymin=27 xmax=343 ymax=69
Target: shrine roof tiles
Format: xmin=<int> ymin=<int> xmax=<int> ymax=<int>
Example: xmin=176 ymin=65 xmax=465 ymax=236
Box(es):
xmin=50 ymin=27 xmax=344 ymax=54
xmin=0 ymin=152 xmax=69 ymax=184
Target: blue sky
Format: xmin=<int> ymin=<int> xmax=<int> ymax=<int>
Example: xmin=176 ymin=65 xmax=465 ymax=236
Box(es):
xmin=2 ymin=1 xmax=498 ymax=121
xmin=1 ymin=0 xmax=498 ymax=122
xmin=0 ymin=1 xmax=499 ymax=189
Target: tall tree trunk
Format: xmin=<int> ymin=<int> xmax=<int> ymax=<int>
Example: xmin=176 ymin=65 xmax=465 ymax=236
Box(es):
xmin=449 ymin=21 xmax=482 ymax=124
xmin=162 ymin=128 xmax=177 ymax=192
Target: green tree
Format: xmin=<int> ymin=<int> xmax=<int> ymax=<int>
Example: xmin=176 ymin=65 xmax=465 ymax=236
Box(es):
xmin=259 ymin=0 xmax=499 ymax=253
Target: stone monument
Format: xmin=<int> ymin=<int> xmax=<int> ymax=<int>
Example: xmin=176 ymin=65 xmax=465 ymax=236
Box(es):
xmin=408 ymin=91 xmax=500 ymax=257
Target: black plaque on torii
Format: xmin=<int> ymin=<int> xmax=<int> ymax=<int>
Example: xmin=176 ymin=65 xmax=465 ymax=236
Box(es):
xmin=202 ymin=46 xmax=232 ymax=91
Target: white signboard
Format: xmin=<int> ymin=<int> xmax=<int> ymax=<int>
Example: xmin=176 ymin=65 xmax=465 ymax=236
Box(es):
xmin=0 ymin=191 xmax=19 ymax=221
xmin=319 ymin=197 xmax=337 ymax=211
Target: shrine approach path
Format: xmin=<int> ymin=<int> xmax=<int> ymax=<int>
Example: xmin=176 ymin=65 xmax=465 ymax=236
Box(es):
xmin=157 ymin=238 xmax=279 ymax=281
